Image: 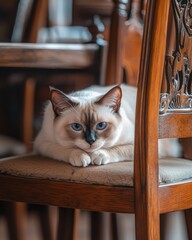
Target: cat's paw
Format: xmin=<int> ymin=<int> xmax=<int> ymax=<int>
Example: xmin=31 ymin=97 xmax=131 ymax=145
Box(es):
xmin=69 ymin=150 xmax=91 ymax=167
xmin=91 ymin=150 xmax=110 ymax=165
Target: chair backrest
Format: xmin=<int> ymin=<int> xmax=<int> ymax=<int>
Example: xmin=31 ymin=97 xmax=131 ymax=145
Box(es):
xmin=123 ymin=0 xmax=144 ymax=86
xmin=105 ymin=0 xmax=146 ymax=87
xmin=158 ymin=0 xmax=192 ymax=139
xmin=105 ymin=0 xmax=129 ymax=85
xmin=134 ymin=0 xmax=192 ymax=237
xmin=11 ymin=0 xmax=48 ymax=43
xmin=136 ymin=0 xmax=192 ymax=172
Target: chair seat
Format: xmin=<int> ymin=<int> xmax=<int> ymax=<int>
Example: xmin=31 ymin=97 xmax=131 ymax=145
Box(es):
xmin=0 ymin=154 xmax=191 ymax=186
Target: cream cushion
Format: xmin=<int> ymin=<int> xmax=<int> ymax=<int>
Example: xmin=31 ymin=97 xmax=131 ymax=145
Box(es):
xmin=0 ymin=154 xmax=192 ymax=186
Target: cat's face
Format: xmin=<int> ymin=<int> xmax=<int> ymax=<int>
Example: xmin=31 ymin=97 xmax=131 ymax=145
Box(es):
xmin=50 ymin=86 xmax=122 ymax=153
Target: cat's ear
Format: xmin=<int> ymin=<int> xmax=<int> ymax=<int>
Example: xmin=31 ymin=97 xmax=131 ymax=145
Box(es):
xmin=49 ymin=87 xmax=78 ymax=116
xmin=96 ymin=86 xmax=122 ymax=113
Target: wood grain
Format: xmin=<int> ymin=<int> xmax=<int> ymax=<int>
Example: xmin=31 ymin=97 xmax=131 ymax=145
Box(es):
xmin=105 ymin=0 xmax=129 ymax=85
xmin=134 ymin=0 xmax=171 ymax=239
xmin=0 ymin=43 xmax=99 ymax=69
xmin=0 ymin=175 xmax=191 ymax=214
xmin=159 ymin=181 xmax=192 ymax=213
xmin=0 ymin=175 xmax=135 ymax=214
xmin=159 ymin=113 xmax=192 ymax=139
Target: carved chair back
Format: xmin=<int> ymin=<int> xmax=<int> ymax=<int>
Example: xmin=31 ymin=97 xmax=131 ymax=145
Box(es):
xmin=161 ymin=1 xmax=192 ymax=161
xmin=134 ymin=0 xmax=192 ymax=237
xmin=123 ymin=0 xmax=144 ymax=86
xmin=135 ymin=0 xmax=192 ymax=159
xmin=105 ymin=0 xmax=146 ymax=87
xmin=159 ymin=0 xmax=192 ymax=138
xmin=11 ymin=0 xmax=48 ymax=43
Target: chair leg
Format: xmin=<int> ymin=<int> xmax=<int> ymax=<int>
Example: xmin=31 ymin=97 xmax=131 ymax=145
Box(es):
xmin=23 ymin=78 xmax=36 ymax=151
xmin=91 ymin=212 xmax=119 ymax=240
xmin=4 ymin=202 xmax=26 ymax=240
xmin=91 ymin=211 xmax=104 ymax=240
xmin=73 ymin=209 xmax=80 ymax=240
xmin=38 ymin=205 xmax=52 ymax=240
xmin=160 ymin=213 xmax=167 ymax=240
xmin=57 ymin=208 xmax=78 ymax=240
xmin=110 ymin=213 xmax=119 ymax=240
xmin=135 ymin=208 xmax=160 ymax=240
xmin=185 ymin=209 xmax=192 ymax=240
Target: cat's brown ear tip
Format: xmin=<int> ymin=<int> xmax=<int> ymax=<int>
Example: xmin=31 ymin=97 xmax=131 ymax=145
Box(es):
xmin=49 ymin=86 xmax=56 ymax=92
xmin=49 ymin=87 xmax=62 ymax=103
xmin=113 ymin=85 xmax=121 ymax=90
xmin=117 ymin=85 xmax=122 ymax=94
xmin=112 ymin=85 xmax=122 ymax=98
xmin=49 ymin=86 xmax=55 ymax=98
xmin=49 ymin=86 xmax=63 ymax=97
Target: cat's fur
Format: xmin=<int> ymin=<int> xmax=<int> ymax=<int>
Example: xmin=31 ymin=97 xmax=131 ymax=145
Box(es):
xmin=34 ymin=84 xmax=182 ymax=167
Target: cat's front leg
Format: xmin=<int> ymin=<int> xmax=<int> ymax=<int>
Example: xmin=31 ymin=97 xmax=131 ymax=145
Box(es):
xmin=69 ymin=149 xmax=91 ymax=167
xmin=91 ymin=144 xmax=134 ymax=165
xmin=91 ymin=150 xmax=110 ymax=165
xmin=34 ymin=141 xmax=91 ymax=167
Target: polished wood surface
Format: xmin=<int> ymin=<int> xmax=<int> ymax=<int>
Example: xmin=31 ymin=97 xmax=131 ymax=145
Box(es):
xmin=159 ymin=113 xmax=192 ymax=139
xmin=123 ymin=0 xmax=143 ymax=86
xmin=159 ymin=181 xmax=192 ymax=214
xmin=0 ymin=175 xmax=135 ymax=214
xmin=134 ymin=0 xmax=192 ymax=238
xmin=0 ymin=43 xmax=99 ymax=69
xmin=0 ymin=168 xmax=191 ymax=216
xmin=180 ymin=138 xmax=192 ymax=159
xmin=134 ymin=0 xmax=171 ymax=238
xmin=106 ymin=0 xmax=129 ymax=85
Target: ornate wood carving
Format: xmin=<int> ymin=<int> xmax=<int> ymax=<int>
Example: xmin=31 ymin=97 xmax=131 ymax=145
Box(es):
xmin=159 ymin=0 xmax=192 ymax=114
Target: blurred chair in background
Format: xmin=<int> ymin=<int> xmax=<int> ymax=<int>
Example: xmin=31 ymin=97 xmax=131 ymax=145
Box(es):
xmin=0 ymin=0 xmax=107 ymax=239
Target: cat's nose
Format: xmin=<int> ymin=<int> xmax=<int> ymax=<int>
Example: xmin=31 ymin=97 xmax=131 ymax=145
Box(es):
xmin=84 ymin=129 xmax=96 ymax=145
xmin=87 ymin=139 xmax=95 ymax=145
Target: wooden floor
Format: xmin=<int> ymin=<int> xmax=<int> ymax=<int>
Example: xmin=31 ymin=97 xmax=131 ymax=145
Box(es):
xmin=0 ymin=208 xmax=188 ymax=240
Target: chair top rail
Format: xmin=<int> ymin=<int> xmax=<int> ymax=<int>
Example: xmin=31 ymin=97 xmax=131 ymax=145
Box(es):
xmin=0 ymin=43 xmax=99 ymax=69
xmin=159 ymin=113 xmax=192 ymax=139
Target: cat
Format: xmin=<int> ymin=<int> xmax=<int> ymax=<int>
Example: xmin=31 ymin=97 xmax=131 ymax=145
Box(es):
xmin=34 ymin=84 xmax=182 ymax=167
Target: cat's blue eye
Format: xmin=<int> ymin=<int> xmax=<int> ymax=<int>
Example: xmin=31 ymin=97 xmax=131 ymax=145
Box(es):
xmin=96 ymin=122 xmax=107 ymax=130
xmin=71 ymin=123 xmax=83 ymax=131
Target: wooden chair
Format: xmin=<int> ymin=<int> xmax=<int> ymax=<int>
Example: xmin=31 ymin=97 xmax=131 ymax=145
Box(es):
xmin=0 ymin=1 xmax=192 ymax=240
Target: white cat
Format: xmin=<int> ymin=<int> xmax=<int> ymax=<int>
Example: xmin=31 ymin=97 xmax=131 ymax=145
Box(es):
xmin=34 ymin=84 xmax=182 ymax=167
